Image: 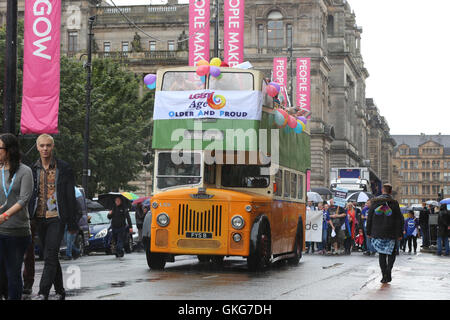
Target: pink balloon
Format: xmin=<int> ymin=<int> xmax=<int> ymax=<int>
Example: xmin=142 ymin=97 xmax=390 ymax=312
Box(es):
xmin=144 ymin=74 xmax=156 ymax=85
xmin=266 ymin=85 xmax=278 ymax=97
xmin=287 ymin=115 xmax=297 ymax=129
xmin=196 ymin=65 xmax=210 ymax=76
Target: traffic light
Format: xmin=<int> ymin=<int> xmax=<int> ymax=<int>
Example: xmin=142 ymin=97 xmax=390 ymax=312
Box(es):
xmin=437 ymin=190 xmax=443 ymax=202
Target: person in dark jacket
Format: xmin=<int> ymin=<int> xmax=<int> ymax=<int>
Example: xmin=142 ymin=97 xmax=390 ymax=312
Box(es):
xmin=366 ymin=183 xmax=404 ymax=284
xmin=419 ymin=202 xmax=431 ymax=248
xmin=436 ymin=205 xmax=449 ymax=256
xmin=28 ymin=134 xmax=79 ymax=300
xmin=108 ymin=197 xmax=133 ymax=258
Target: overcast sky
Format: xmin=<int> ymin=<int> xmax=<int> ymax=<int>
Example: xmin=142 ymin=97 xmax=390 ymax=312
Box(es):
xmin=107 ymin=0 xmax=448 ymax=135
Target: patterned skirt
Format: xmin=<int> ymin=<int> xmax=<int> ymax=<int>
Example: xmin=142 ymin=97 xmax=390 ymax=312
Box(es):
xmin=371 ymin=238 xmax=397 ymax=255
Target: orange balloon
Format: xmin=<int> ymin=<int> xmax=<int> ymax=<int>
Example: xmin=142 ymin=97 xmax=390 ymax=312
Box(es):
xmin=196 ymin=59 xmax=209 ymax=66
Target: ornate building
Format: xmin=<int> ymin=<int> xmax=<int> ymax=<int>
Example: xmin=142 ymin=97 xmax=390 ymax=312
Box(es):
xmin=392 ymin=134 xmax=450 ymax=205
xmin=1 ymin=0 xmax=395 ymax=196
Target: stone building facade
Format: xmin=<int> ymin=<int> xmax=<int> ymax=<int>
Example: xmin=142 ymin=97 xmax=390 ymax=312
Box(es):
xmin=1 ymin=0 xmax=395 ymax=196
xmin=392 ymin=134 xmax=450 ymax=205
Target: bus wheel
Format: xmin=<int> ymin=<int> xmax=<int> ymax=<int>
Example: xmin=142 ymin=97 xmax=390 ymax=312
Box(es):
xmin=247 ymin=227 xmax=271 ymax=271
xmin=197 ymin=255 xmax=212 ymax=263
xmin=288 ymin=222 xmax=303 ymax=265
xmin=211 ymin=256 xmax=224 ymax=265
xmin=147 ymin=252 xmax=166 ymax=270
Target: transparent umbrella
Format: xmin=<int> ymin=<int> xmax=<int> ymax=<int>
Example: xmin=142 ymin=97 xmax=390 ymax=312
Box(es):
xmin=307 ymin=191 xmax=323 ymax=203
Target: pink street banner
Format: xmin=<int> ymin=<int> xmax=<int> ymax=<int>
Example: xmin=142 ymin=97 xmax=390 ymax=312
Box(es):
xmin=21 ymin=0 xmax=61 ymax=134
xmin=224 ymin=0 xmax=244 ymax=67
xmin=273 ymin=57 xmax=288 ymax=107
xmin=189 ymin=0 xmax=210 ymax=66
xmin=296 ymin=58 xmax=311 ymax=118
xmin=306 ymin=169 xmax=311 ymax=192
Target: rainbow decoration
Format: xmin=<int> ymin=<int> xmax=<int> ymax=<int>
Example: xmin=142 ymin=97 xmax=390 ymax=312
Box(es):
xmin=374 ymin=204 xmax=393 ymax=216
xmin=207 ymin=94 xmax=226 ymax=110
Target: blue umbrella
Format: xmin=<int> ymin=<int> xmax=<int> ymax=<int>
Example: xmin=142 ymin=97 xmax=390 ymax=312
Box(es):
xmin=439 ymin=198 xmax=450 ymax=204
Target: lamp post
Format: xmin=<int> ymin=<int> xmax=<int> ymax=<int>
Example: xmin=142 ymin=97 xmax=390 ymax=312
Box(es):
xmin=2 ymin=0 xmax=18 ymax=134
xmin=82 ymin=16 xmax=96 ymax=197
xmin=213 ymin=0 xmax=219 ymax=58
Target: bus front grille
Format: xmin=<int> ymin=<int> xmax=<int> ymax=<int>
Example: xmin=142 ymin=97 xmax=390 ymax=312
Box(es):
xmin=177 ymin=204 xmax=223 ymax=237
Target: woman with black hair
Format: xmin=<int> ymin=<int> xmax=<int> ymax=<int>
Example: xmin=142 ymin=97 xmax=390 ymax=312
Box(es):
xmin=0 ymin=133 xmax=34 ymax=299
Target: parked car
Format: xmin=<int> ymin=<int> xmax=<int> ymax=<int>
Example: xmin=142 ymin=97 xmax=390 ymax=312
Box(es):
xmin=86 ymin=210 xmax=135 ymax=255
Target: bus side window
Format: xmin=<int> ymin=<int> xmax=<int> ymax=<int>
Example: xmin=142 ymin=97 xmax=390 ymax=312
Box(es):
xmin=291 ymin=173 xmax=297 ymax=199
xmin=298 ymin=174 xmax=304 ymax=200
xmin=274 ymin=169 xmax=283 ymax=196
xmin=284 ymin=171 xmax=290 ymax=198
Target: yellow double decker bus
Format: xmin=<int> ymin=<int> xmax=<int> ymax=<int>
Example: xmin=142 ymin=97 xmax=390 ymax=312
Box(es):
xmin=142 ymin=66 xmax=311 ymax=271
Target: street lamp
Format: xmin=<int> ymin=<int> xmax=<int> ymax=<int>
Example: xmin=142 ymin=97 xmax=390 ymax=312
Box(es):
xmin=82 ymin=15 xmax=96 ymax=197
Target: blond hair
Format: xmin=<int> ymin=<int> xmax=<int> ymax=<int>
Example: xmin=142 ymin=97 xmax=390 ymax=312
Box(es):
xmin=36 ymin=134 xmax=54 ymax=146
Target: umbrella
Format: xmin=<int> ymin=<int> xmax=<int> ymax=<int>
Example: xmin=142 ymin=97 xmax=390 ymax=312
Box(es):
xmin=400 ymin=206 xmax=412 ymax=214
xmin=307 ymin=191 xmax=323 ymax=203
xmin=310 ymin=187 xmax=332 ymax=196
xmin=121 ymin=192 xmax=139 ymax=200
xmin=98 ymin=192 xmax=132 ymax=210
xmin=74 ymin=186 xmax=83 ymax=198
xmin=425 ymin=200 xmax=439 ymax=206
xmin=132 ymin=196 xmax=151 ymax=205
xmin=346 ymin=191 xmax=374 ymax=203
xmin=439 ymin=198 xmax=450 ymax=205
xmin=86 ymin=199 xmax=105 ymax=211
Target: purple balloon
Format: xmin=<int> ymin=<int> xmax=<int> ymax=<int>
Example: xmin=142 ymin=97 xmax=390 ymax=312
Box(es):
xmin=269 ymin=82 xmax=281 ymax=93
xmin=210 ymin=66 xmax=221 ymax=77
xmin=297 ymin=116 xmax=307 ymax=125
xmin=144 ymin=74 xmax=156 ymax=85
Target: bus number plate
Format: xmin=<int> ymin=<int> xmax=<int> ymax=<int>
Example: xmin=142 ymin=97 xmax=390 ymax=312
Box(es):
xmin=186 ymin=232 xmax=212 ymax=239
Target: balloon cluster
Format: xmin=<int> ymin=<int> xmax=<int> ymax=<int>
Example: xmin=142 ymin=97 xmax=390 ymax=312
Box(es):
xmin=196 ymin=58 xmax=228 ymax=81
xmin=144 ymin=74 xmax=156 ymax=90
xmin=266 ymin=81 xmax=281 ymax=98
xmin=273 ymin=108 xmax=307 ymax=134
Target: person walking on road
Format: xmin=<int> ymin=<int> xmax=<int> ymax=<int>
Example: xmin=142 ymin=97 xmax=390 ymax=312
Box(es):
xmin=28 ymin=134 xmax=80 ymax=300
xmin=436 ymin=204 xmax=449 ymax=256
xmin=419 ymin=202 xmax=431 ymax=249
xmin=403 ymin=210 xmax=419 ymax=254
xmin=108 ymin=196 xmax=133 ymax=258
xmin=366 ymin=183 xmax=404 ymax=284
xmin=0 ymin=133 xmax=34 ymax=300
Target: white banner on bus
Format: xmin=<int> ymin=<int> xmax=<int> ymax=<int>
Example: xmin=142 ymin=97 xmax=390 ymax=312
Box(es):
xmin=153 ymin=90 xmax=263 ymax=120
xmin=305 ymin=210 xmax=323 ymax=242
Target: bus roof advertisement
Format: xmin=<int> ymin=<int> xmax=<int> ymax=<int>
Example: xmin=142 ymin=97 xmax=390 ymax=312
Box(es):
xmin=224 ymin=0 xmax=244 ymax=67
xmin=189 ymin=0 xmax=210 ymax=66
xmin=153 ymin=90 xmax=262 ymax=120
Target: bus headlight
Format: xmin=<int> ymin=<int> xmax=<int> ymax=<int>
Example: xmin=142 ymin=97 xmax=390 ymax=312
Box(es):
xmin=233 ymin=233 xmax=242 ymax=242
xmin=245 ymin=205 xmax=252 ymax=212
xmin=152 ymin=202 xmax=158 ymax=209
xmin=156 ymin=213 xmax=170 ymax=227
xmin=231 ymin=215 xmax=245 ymax=230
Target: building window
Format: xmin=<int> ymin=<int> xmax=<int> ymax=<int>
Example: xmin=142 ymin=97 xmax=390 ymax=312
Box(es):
xmin=327 ymin=15 xmax=334 ymax=35
xmin=122 ymin=41 xmax=129 ymax=52
xmin=286 ymin=24 xmax=292 ymax=48
xmin=103 ymin=42 xmax=111 ymax=57
xmin=422 ymin=185 xmax=430 ymax=195
xmin=402 ymin=186 xmax=408 ymax=195
xmin=258 ymin=24 xmax=264 ymax=49
xmin=267 ymin=11 xmax=283 ymax=48
xmin=410 ymin=185 xmax=419 ymax=195
xmin=149 ymin=41 xmax=156 ymax=51
xmin=168 ymin=40 xmax=175 ymax=51
xmin=68 ymin=31 xmax=78 ymax=53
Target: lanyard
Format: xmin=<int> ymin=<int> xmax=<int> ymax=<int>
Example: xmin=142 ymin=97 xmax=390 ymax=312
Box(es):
xmin=2 ymin=167 xmax=16 ymax=200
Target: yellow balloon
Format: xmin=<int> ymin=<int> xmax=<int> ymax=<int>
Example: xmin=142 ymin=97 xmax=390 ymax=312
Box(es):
xmin=196 ymin=59 xmax=209 ymax=66
xmin=210 ymin=57 xmax=222 ymax=67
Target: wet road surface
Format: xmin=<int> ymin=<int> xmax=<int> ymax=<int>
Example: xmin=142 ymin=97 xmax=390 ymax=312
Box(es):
xmin=29 ymin=247 xmax=450 ymax=300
